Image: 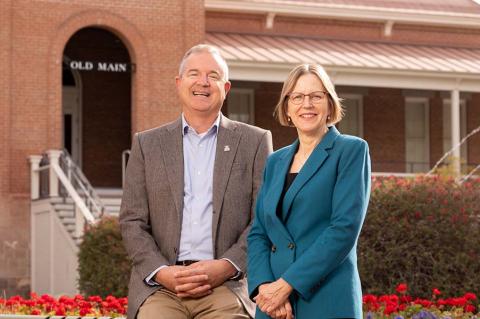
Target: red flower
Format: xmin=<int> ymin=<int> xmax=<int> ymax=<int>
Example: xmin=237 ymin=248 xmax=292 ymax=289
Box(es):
xmin=465 ymin=304 xmax=476 ymax=313
xmin=432 ymin=288 xmax=441 ymax=296
xmin=79 ymin=308 xmax=90 ymax=316
xmin=363 ymin=295 xmax=377 ymax=304
xmin=30 ymin=309 xmax=41 ymax=315
xmin=383 ymin=303 xmax=397 ymax=315
xmin=395 ymin=283 xmax=407 ymax=294
xmin=88 ymin=295 xmax=102 ymax=303
xmin=464 ymin=293 xmax=477 ymax=301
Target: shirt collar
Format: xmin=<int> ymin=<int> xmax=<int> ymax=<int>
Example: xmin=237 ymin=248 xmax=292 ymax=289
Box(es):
xmin=182 ymin=113 xmax=221 ymax=136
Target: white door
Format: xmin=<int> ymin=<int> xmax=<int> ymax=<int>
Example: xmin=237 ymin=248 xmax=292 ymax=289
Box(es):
xmin=62 ymin=86 xmax=82 ymax=166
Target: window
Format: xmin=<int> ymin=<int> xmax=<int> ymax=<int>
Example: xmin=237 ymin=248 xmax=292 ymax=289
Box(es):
xmin=442 ymin=99 xmax=467 ymax=167
xmin=337 ymin=94 xmax=363 ymax=137
xmin=405 ymin=98 xmax=430 ymax=173
xmin=226 ymin=88 xmax=255 ymax=125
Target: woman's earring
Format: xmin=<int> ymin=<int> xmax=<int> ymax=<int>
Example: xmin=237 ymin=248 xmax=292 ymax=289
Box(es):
xmin=327 ymin=115 xmax=331 ymax=121
xmin=287 ymin=116 xmax=292 ymax=124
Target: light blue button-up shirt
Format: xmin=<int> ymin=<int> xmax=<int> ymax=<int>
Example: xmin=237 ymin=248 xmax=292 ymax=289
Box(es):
xmin=178 ymin=113 xmax=219 ymax=261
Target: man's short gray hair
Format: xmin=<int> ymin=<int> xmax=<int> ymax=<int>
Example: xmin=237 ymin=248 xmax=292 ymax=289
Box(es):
xmin=178 ymin=44 xmax=229 ymax=81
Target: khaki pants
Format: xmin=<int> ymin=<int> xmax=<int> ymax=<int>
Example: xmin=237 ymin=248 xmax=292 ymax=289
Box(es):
xmin=138 ymin=285 xmax=250 ymax=319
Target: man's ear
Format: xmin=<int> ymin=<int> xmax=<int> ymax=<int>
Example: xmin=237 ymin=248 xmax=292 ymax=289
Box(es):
xmin=224 ymin=81 xmax=231 ymax=95
xmin=175 ymin=75 xmax=181 ymax=89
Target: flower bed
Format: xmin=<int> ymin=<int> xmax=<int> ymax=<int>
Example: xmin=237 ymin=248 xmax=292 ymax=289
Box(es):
xmin=0 ymin=294 xmax=126 ymax=317
xmin=364 ymin=284 xmax=479 ymax=319
xmin=1 ymin=285 xmax=478 ymax=319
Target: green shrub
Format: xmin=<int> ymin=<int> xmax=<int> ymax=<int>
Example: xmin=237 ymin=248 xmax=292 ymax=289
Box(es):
xmin=358 ymin=175 xmax=480 ymax=298
xmin=78 ymin=216 xmax=130 ymax=297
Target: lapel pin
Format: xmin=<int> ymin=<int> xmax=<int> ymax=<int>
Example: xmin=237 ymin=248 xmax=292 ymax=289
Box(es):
xmin=224 ymin=145 xmax=230 ymax=152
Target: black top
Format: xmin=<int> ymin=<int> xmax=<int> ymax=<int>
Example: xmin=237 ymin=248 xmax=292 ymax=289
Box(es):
xmin=276 ymin=172 xmax=298 ymax=220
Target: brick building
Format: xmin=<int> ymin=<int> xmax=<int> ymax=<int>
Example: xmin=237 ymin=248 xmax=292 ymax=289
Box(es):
xmin=0 ymin=0 xmax=479 ymax=296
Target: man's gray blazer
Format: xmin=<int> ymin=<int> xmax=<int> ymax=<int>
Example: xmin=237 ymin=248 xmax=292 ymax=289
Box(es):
xmin=119 ymin=114 xmax=273 ymax=318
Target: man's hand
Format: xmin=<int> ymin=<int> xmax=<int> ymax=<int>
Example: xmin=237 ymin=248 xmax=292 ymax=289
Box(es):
xmin=155 ymin=265 xmax=210 ymax=298
xmin=173 ymin=259 xmax=237 ymax=298
xmin=254 ymin=278 xmax=293 ymax=315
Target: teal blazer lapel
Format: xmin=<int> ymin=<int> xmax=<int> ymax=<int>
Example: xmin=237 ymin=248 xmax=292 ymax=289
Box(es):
xmin=281 ymin=126 xmax=340 ymax=221
xmin=263 ymin=142 xmax=297 ymax=240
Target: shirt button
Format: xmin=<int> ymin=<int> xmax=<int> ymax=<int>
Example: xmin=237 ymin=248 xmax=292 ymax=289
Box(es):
xmin=288 ymin=243 xmax=295 ymax=249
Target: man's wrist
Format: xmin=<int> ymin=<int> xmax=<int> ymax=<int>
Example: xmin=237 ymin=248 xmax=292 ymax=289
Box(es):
xmin=219 ymin=258 xmax=242 ymax=280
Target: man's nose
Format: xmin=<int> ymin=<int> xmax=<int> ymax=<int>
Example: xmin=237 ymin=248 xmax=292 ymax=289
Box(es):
xmin=198 ymin=74 xmax=210 ymax=86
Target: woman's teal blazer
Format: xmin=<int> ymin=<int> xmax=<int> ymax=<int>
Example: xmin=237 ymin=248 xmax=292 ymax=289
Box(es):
xmin=247 ymin=126 xmax=371 ymax=319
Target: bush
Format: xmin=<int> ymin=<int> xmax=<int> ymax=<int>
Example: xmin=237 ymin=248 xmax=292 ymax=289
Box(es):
xmin=358 ymin=175 xmax=480 ymax=298
xmin=78 ymin=217 xmax=130 ymax=297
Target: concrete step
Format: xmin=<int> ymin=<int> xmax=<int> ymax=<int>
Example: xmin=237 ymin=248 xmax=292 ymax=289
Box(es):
xmin=50 ymin=197 xmax=74 ymax=205
xmin=57 ymin=210 xmax=75 ymax=219
xmin=60 ymin=217 xmax=75 ymax=225
xmin=53 ymin=203 xmax=75 ymax=211
xmin=64 ymin=224 xmax=76 ymax=232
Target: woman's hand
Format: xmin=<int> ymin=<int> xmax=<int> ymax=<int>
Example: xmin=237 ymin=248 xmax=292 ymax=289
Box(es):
xmin=254 ymin=278 xmax=293 ymax=316
xmin=271 ymin=300 xmax=294 ymax=319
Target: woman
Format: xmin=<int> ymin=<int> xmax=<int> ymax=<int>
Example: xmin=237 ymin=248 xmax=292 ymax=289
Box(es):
xmin=247 ymin=64 xmax=371 ymax=319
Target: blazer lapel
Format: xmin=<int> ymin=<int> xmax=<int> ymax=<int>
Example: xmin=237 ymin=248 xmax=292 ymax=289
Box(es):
xmin=212 ymin=115 xmax=241 ymax=242
xmin=281 ymin=126 xmax=340 ymax=220
xmin=160 ymin=118 xmax=184 ymax=223
xmin=263 ymin=142 xmax=297 ymax=240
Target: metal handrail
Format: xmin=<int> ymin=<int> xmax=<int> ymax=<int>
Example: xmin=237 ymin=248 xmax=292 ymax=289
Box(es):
xmin=59 ymin=150 xmax=105 ymax=218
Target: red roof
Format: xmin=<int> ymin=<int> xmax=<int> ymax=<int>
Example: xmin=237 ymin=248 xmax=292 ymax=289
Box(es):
xmin=206 ymin=32 xmax=480 ymax=74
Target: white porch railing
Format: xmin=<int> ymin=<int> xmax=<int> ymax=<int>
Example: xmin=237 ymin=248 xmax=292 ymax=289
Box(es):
xmin=29 ymin=150 xmax=104 ymax=226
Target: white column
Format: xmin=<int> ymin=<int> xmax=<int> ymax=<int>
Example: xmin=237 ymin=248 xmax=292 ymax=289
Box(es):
xmin=47 ymin=150 xmax=62 ymax=197
xmin=450 ymin=90 xmax=461 ymax=175
xmin=29 ymin=155 xmax=43 ymax=199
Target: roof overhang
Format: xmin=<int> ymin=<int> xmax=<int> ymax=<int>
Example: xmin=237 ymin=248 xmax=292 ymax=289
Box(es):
xmin=206 ymin=32 xmax=480 ymax=92
xmin=228 ymin=61 xmax=480 ymax=92
xmin=205 ymin=0 xmax=480 ymax=29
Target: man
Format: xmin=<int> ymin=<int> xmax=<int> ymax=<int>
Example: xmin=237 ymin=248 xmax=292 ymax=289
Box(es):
xmin=119 ymin=44 xmax=273 ymax=319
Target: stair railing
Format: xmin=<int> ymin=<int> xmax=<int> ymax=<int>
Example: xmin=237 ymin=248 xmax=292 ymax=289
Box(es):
xmin=29 ymin=150 xmax=101 ymax=227
xmin=59 ymin=150 xmax=105 ymax=219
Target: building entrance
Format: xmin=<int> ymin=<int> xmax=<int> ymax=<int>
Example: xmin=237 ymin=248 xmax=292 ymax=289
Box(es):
xmin=62 ymin=27 xmax=132 ymax=187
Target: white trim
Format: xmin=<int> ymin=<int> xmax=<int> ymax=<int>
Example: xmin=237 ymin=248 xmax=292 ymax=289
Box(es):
xmin=442 ymin=98 xmax=468 ymax=163
xmin=62 ymin=64 xmax=83 ymax=167
xmin=405 ymin=97 xmax=430 ymax=173
xmin=228 ymin=61 xmax=480 ymax=92
xmin=205 ymin=0 xmax=480 ymax=28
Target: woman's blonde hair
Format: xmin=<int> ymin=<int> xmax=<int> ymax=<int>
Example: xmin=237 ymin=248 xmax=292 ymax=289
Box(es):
xmin=274 ymin=64 xmax=344 ymax=127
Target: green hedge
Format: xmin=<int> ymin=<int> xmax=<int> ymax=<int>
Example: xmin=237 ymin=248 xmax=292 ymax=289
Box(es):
xmin=78 ymin=217 xmax=131 ymax=297
xmin=78 ymin=176 xmax=480 ymax=298
xmin=358 ymin=175 xmax=480 ymax=298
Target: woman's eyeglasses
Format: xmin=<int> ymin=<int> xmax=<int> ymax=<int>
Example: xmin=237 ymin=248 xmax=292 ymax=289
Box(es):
xmin=288 ymin=91 xmax=327 ymax=105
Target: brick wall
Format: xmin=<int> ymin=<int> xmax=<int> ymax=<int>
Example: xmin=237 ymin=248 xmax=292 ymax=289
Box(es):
xmin=467 ymin=93 xmax=480 ymax=166
xmin=0 ymin=0 xmax=204 ymax=296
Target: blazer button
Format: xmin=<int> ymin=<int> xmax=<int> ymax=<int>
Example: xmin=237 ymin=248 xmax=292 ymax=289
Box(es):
xmin=288 ymin=242 xmax=295 ymax=249
xmin=271 ymin=245 xmax=276 ymax=253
